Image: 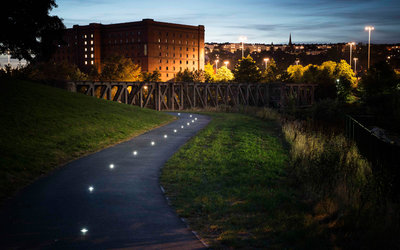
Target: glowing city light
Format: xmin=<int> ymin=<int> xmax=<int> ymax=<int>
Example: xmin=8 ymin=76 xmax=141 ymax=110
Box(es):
xmin=178 ymin=113 xmax=181 ymax=116
xmin=164 ymin=134 xmax=168 ymax=138
xmin=187 ymin=122 xmax=190 ymax=126
xmin=192 ymin=120 xmax=194 ymax=123
xmin=151 ymin=141 xmax=155 ymax=146
xmin=190 ymin=115 xmax=192 ymax=117
xmin=88 ymin=186 xmax=94 ymax=192
xmin=81 ymin=228 xmax=88 ymax=234
xmin=195 ymin=118 xmax=198 ymax=120
xmin=109 ymin=164 xmax=114 ymax=169
xmin=181 ymin=125 xmax=184 ymax=129
xmin=133 ymin=151 xmax=137 ymax=155
xmin=143 ymin=86 xmax=148 ymax=90
xmin=174 ymin=129 xmax=177 ymax=133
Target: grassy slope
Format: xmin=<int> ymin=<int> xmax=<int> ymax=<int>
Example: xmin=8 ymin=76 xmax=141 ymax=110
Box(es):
xmin=161 ymin=113 xmax=330 ymax=249
xmin=0 ymin=79 xmax=174 ymax=202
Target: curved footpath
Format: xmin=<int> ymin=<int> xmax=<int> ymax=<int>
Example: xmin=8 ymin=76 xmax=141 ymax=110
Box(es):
xmin=0 ymin=112 xmax=210 ymax=249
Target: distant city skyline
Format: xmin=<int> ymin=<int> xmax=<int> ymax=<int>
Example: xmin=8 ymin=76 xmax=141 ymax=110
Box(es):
xmin=50 ymin=0 xmax=400 ymax=44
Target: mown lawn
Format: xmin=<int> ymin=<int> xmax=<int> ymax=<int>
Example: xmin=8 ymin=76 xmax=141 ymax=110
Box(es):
xmin=0 ymin=79 xmax=174 ymax=203
xmin=161 ymin=113 xmax=330 ymax=249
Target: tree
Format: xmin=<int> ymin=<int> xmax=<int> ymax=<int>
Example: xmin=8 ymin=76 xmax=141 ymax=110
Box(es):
xmin=141 ymin=70 xmax=161 ymax=82
xmin=192 ymin=70 xmax=205 ymax=83
xmin=176 ymin=69 xmax=194 ymax=82
xmin=27 ymin=62 xmax=87 ymax=81
xmin=215 ymin=66 xmax=234 ymax=82
xmin=233 ymin=55 xmax=262 ymax=83
xmin=360 ymin=61 xmax=399 ymax=98
xmin=261 ymin=58 xmax=278 ymax=83
xmin=302 ymin=64 xmax=319 ymax=84
xmin=1 ymin=0 xmax=65 ymax=62
xmin=204 ymin=63 xmax=215 ymax=83
xmin=100 ymin=56 xmax=141 ymax=81
xmin=287 ymin=65 xmax=305 ymax=82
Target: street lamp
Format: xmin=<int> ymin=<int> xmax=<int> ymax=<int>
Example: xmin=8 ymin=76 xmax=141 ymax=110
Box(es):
xmin=224 ymin=61 xmax=229 ymax=68
xmin=347 ymin=42 xmax=355 ymax=67
xmin=353 ymin=58 xmax=358 ymax=75
xmin=365 ymin=26 xmax=374 ymax=69
xmin=239 ymin=36 xmax=247 ymax=58
xmin=263 ymin=58 xmax=269 ymax=69
xmin=215 ymin=59 xmax=219 ymax=71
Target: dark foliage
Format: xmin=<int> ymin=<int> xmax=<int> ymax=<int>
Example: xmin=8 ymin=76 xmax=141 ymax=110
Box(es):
xmin=0 ymin=0 xmax=65 ymax=62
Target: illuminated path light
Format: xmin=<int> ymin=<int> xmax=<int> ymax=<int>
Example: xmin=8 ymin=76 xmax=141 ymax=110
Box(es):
xmin=195 ymin=118 xmax=197 ymax=120
xmin=164 ymin=134 xmax=168 ymax=138
xmin=187 ymin=122 xmax=190 ymax=126
xmin=192 ymin=120 xmax=194 ymax=123
xmin=151 ymin=141 xmax=155 ymax=146
xmin=181 ymin=125 xmax=184 ymax=129
xmin=174 ymin=129 xmax=177 ymax=133
xmin=178 ymin=113 xmax=181 ymax=116
xmin=109 ymin=164 xmax=114 ymax=169
xmin=190 ymin=115 xmax=192 ymax=117
xmin=0 ymin=112 xmax=211 ymax=249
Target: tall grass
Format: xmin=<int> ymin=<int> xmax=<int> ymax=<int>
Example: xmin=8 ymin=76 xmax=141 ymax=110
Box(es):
xmin=195 ymin=105 xmax=399 ymax=248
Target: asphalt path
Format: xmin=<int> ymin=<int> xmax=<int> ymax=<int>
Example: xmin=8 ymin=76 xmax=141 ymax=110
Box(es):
xmin=0 ymin=112 xmax=210 ymax=249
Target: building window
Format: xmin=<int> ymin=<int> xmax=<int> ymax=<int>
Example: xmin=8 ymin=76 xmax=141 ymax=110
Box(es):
xmin=166 ymin=67 xmax=169 ymax=70
xmin=159 ymin=52 xmax=162 ymax=56
xmin=180 ymin=53 xmax=182 ymax=57
xmin=84 ymin=35 xmax=87 ymax=38
xmin=158 ymin=38 xmax=161 ymax=43
xmin=193 ymin=54 xmax=195 ymax=58
xmin=91 ymin=60 xmax=94 ymax=65
xmin=186 ymin=48 xmax=188 ymax=51
xmin=173 ymin=66 xmax=175 ymax=70
xmin=180 ymin=60 xmax=182 ymax=64
xmin=167 ymin=73 xmax=169 ymax=77
xmin=185 ymin=41 xmax=188 ymax=44
xmin=90 ymin=40 xmax=93 ymax=45
xmin=165 ymin=39 xmax=168 ymax=43
xmin=138 ymin=38 xmax=141 ymax=42
xmin=186 ymin=61 xmax=188 ymax=64
xmin=138 ymin=31 xmax=141 ymax=35
xmin=84 ymin=41 xmax=87 ymax=45
xmin=166 ymin=53 xmax=168 ymax=57
xmin=91 ymin=54 xmax=94 ymax=58
xmin=85 ymin=48 xmax=87 ymax=52
xmin=159 ymin=66 xmax=161 ymax=70
xmin=193 ymin=61 xmax=195 ymax=65
xmin=91 ymin=47 xmax=94 ymax=51
xmin=172 ymin=39 xmax=175 ymax=43
xmin=166 ymin=60 xmax=169 ymax=63
xmin=91 ymin=34 xmax=94 ymax=38
xmin=158 ymin=45 xmax=161 ymax=49
xmin=85 ymin=54 xmax=87 ymax=58
xmin=144 ymin=44 xmax=147 ymax=56
xmin=186 ymin=54 xmax=188 ymax=58
xmin=193 ymin=48 xmax=195 ymax=52
xmin=85 ymin=61 xmax=88 ymax=65
xmin=159 ymin=59 xmax=162 ymax=63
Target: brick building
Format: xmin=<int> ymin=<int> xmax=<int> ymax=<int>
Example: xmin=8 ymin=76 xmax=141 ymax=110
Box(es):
xmin=53 ymin=19 xmax=205 ymax=82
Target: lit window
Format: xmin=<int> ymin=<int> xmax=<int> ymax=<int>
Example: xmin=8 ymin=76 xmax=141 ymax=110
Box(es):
xmin=91 ymin=34 xmax=93 ymax=38
xmin=91 ymin=47 xmax=94 ymax=51
xmin=172 ymin=39 xmax=174 ymax=43
xmin=90 ymin=40 xmax=93 ymax=45
xmin=186 ymin=41 xmax=188 ymax=44
xmin=84 ymin=41 xmax=87 ymax=45
xmin=85 ymin=61 xmax=88 ymax=65
xmin=91 ymin=54 xmax=94 ymax=58
xmin=85 ymin=54 xmax=87 ymax=58
xmin=165 ymin=39 xmax=168 ymax=43
xmin=158 ymin=38 xmax=161 ymax=43
xmin=91 ymin=60 xmax=94 ymax=65
xmin=85 ymin=48 xmax=87 ymax=52
xmin=84 ymin=35 xmax=87 ymax=38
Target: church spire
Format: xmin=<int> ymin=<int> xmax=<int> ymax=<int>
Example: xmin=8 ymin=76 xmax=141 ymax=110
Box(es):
xmin=289 ymin=33 xmax=292 ymax=46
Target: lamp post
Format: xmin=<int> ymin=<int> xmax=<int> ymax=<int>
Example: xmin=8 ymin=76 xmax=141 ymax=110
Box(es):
xmin=263 ymin=58 xmax=269 ymax=69
xmin=347 ymin=42 xmax=355 ymax=67
xmin=7 ymin=50 xmax=10 ymax=65
xmin=215 ymin=59 xmax=219 ymax=71
xmin=239 ymin=36 xmax=247 ymax=58
xmin=365 ymin=26 xmax=374 ymax=69
xmin=353 ymin=58 xmax=358 ymax=75
xmin=224 ymin=61 xmax=229 ymax=68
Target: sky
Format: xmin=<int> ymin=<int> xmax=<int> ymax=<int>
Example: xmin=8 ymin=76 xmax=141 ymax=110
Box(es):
xmin=49 ymin=0 xmax=400 ymax=44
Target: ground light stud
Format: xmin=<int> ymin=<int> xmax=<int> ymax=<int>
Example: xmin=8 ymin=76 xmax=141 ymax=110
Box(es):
xmin=174 ymin=129 xmax=177 ymax=133
xmin=164 ymin=134 xmax=168 ymax=138
xmin=133 ymin=150 xmax=137 ymax=156
xmin=181 ymin=125 xmax=184 ymax=129
xmin=88 ymin=186 xmax=94 ymax=192
xmin=81 ymin=228 xmax=88 ymax=235
xmin=151 ymin=141 xmax=155 ymax=146
xmin=109 ymin=164 xmax=114 ymax=169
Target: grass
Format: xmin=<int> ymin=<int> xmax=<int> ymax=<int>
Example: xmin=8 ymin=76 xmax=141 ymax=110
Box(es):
xmin=0 ymin=79 xmax=174 ymax=203
xmin=160 ymin=112 xmax=331 ymax=248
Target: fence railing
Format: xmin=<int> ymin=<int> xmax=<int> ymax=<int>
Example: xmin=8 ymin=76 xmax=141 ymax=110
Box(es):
xmin=346 ymin=115 xmax=400 ymax=197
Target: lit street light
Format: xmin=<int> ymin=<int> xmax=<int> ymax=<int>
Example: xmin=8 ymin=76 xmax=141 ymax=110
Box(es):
xmin=263 ymin=58 xmax=269 ymax=69
xmin=365 ymin=26 xmax=374 ymax=69
xmin=347 ymin=42 xmax=355 ymax=67
xmin=353 ymin=58 xmax=358 ymax=75
xmin=215 ymin=59 xmax=219 ymax=71
xmin=239 ymin=36 xmax=247 ymax=58
xmin=224 ymin=61 xmax=229 ymax=68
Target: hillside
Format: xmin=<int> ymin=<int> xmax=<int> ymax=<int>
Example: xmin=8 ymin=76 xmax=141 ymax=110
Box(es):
xmin=0 ymin=80 xmax=174 ymax=203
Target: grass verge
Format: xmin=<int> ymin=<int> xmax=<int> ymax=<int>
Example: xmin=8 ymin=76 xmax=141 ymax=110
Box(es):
xmin=0 ymin=79 xmax=174 ymax=203
xmin=161 ymin=112 xmax=331 ymax=248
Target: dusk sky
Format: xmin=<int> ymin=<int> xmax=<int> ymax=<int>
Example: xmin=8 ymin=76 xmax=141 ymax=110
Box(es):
xmin=50 ymin=0 xmax=400 ymax=44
